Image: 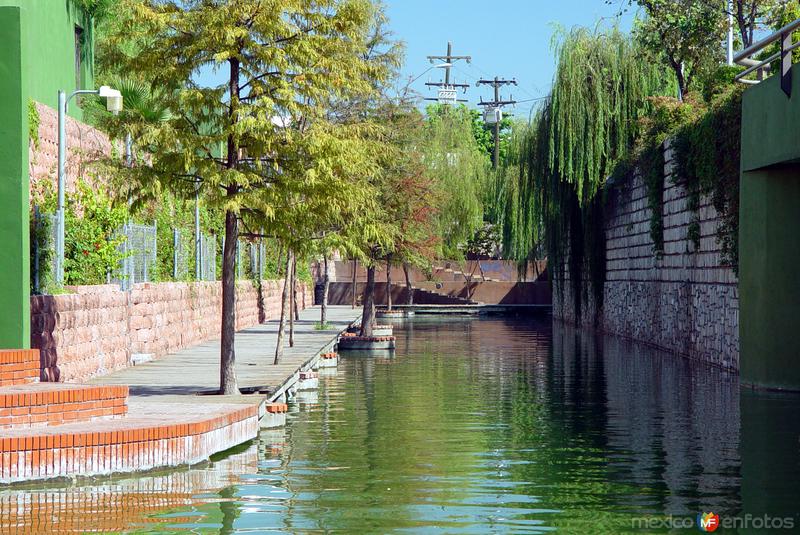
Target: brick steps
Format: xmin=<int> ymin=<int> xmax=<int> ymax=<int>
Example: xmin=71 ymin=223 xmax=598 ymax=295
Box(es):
xmin=0 ymin=348 xmax=259 ymax=483
xmin=0 ymin=384 xmax=127 ymax=429
xmin=0 ymin=399 xmax=259 ymax=483
xmin=0 ymin=350 xmax=40 ymax=387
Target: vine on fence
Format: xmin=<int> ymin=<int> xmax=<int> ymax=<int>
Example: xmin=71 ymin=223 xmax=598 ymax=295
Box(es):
xmin=28 ymin=100 xmax=40 ymax=150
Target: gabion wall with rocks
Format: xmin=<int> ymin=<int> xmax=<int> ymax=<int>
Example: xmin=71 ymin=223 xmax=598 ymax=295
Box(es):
xmin=554 ymin=144 xmax=739 ymax=370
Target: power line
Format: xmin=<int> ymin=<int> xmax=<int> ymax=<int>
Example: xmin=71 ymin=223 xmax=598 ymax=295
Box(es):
xmin=424 ymin=42 xmax=472 ymax=105
xmin=476 ymin=77 xmax=517 ymax=169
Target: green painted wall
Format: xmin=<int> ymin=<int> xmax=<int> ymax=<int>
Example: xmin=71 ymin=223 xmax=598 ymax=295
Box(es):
xmin=740 ymin=65 xmax=800 ymax=391
xmin=0 ymin=7 xmax=30 ymax=349
xmin=0 ymin=0 xmax=95 ymax=119
xmin=0 ymin=1 xmax=94 ymax=348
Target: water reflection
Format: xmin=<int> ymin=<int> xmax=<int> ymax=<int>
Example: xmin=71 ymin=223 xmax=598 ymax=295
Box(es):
xmin=2 ymin=317 xmax=799 ymax=533
xmin=0 ymin=441 xmax=258 ymax=533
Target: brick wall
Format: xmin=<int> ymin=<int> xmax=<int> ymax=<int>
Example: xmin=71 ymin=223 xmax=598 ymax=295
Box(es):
xmin=28 ymin=102 xmax=113 ymax=203
xmin=31 ymin=280 xmax=311 ymax=382
xmin=554 ymin=142 xmax=739 ymax=370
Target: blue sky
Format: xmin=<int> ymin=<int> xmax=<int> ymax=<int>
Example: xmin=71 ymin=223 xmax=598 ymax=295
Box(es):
xmin=385 ymin=0 xmax=637 ymax=117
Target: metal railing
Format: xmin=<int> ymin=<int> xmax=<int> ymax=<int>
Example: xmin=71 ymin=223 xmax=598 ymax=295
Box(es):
xmin=735 ymin=17 xmax=800 ymax=95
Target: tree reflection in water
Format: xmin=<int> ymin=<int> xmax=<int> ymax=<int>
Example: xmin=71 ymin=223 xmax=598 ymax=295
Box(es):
xmin=3 ymin=316 xmax=799 ymax=533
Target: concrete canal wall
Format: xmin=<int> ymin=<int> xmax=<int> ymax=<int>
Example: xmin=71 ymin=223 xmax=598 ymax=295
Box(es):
xmin=30 ymin=280 xmax=312 ymax=382
xmin=554 ymin=143 xmax=739 ymax=370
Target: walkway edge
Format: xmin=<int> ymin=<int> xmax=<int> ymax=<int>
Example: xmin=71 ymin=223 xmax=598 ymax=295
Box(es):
xmin=265 ymin=313 xmax=362 ymax=403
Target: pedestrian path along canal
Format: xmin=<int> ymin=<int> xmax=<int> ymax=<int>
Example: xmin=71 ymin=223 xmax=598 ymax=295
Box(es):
xmin=3 ymin=315 xmax=799 ymax=533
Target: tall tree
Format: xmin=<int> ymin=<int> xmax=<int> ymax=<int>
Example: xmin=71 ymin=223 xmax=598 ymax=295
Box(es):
xmin=106 ymin=0 xmax=379 ymax=393
xmin=632 ymin=0 xmax=725 ymax=98
xmin=422 ymin=105 xmax=488 ymax=260
xmin=729 ymin=1 xmax=800 ymax=49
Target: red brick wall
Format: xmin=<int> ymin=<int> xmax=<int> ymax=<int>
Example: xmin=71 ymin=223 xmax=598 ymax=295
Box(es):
xmin=0 ymin=385 xmax=128 ymax=429
xmin=0 ymin=403 xmax=258 ymax=484
xmin=31 ymin=281 xmax=312 ymax=382
xmin=0 ymin=350 xmax=40 ymax=387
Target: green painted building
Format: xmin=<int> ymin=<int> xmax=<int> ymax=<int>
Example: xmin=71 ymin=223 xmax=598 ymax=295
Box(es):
xmin=0 ymin=0 xmax=95 ymax=348
xmin=740 ymin=64 xmax=800 ymax=391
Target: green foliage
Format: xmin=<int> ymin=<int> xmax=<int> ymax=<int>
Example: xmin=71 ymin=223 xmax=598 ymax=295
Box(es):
xmin=133 ymin=193 xmax=224 ymax=282
xmin=615 ymin=95 xmax=704 ymax=255
xmin=640 ymin=143 xmax=665 ymax=255
xmin=464 ymin=224 xmax=501 ymax=259
xmin=672 ymin=88 xmax=743 ymax=271
xmin=631 ymin=0 xmax=725 ymax=97
xmin=74 ymin=0 xmax=115 ymax=20
xmin=548 ymin=26 xmax=669 ymax=204
xmin=467 ymin=107 xmax=513 ymax=163
xmin=64 ymin=183 xmax=127 ymax=286
xmin=495 ymin=26 xmax=671 ymax=318
xmin=30 ymin=207 xmax=54 ymax=294
xmin=27 ymin=100 xmax=40 ymax=150
xmin=423 ymin=105 xmax=489 ymax=259
xmin=38 ymin=181 xmax=128 ymax=286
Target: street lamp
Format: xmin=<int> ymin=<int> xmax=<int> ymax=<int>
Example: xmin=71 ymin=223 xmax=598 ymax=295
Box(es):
xmin=55 ymin=85 xmax=122 ymax=286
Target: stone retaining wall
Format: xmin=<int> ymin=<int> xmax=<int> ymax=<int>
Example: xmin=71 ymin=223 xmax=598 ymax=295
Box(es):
xmin=31 ymin=280 xmax=311 ymax=382
xmin=554 ymin=142 xmax=739 ymax=370
xmin=29 ymin=101 xmax=113 ymax=203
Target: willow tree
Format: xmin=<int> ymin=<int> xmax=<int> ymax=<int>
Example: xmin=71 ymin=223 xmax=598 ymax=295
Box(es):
xmin=496 ymin=26 xmax=670 ymax=317
xmin=105 ymin=0 xmax=379 ymax=394
xmin=422 ymin=104 xmax=488 ymax=260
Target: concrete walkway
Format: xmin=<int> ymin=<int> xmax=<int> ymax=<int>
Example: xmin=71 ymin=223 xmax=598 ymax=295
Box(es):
xmin=90 ymin=306 xmax=360 ymax=400
xmin=0 ymin=306 xmax=360 ymax=484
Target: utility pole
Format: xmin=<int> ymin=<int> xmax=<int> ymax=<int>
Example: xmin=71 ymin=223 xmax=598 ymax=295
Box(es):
xmin=425 ymin=42 xmax=471 ymax=105
xmin=476 ymin=77 xmax=517 ymax=169
xmin=727 ymin=0 xmax=734 ymax=66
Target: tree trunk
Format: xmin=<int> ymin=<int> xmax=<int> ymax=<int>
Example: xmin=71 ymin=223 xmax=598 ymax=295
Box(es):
xmin=293 ymin=256 xmax=300 ymax=322
xmin=219 ymin=56 xmax=241 ymax=396
xmin=403 ymin=262 xmax=413 ymax=305
xmin=669 ymin=56 xmax=687 ymax=102
xmin=273 ymin=251 xmax=293 ymax=365
xmin=351 ymin=259 xmax=357 ymax=309
xmin=277 ymin=244 xmax=284 ymax=277
xmin=386 ymin=256 xmax=392 ymax=311
xmin=220 ymin=209 xmax=239 ymax=394
xmin=360 ymin=264 xmax=376 ymax=337
xmin=321 ymin=255 xmax=329 ymax=325
xmin=289 ymin=254 xmax=295 ymax=348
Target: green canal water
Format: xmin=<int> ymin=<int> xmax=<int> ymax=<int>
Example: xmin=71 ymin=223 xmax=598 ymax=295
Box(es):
xmin=3 ymin=316 xmax=800 ymax=533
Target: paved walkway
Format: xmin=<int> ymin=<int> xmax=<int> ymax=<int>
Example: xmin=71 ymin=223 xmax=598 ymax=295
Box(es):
xmin=91 ymin=306 xmax=360 ymax=400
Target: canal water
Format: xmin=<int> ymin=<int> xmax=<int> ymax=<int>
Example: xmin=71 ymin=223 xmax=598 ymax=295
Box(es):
xmin=2 ymin=316 xmax=799 ymax=533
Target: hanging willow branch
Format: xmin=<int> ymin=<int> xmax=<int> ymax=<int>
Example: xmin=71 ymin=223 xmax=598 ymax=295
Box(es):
xmin=548 ymin=26 xmax=667 ymax=204
xmin=496 ymin=25 xmax=672 ymax=318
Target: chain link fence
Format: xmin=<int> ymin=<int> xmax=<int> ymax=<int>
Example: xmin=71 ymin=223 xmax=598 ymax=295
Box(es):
xmin=199 ymin=234 xmax=217 ymax=281
xmin=113 ymin=223 xmax=157 ymax=290
xmin=235 ymin=239 xmax=264 ymax=280
xmin=30 ymin=210 xmax=248 ymax=291
xmin=172 ymin=228 xmax=191 ymax=281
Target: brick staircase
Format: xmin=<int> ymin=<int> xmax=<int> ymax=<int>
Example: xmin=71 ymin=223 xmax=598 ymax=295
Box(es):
xmin=430 ymin=263 xmax=501 ymax=283
xmin=411 ymin=286 xmax=481 ymax=305
xmin=0 ymin=349 xmax=258 ymax=484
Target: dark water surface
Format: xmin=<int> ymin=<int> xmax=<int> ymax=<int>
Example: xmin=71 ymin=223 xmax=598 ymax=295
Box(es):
xmin=3 ymin=316 xmax=799 ymax=533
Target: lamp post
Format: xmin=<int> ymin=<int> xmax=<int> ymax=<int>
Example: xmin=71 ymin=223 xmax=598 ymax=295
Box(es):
xmin=55 ymin=85 xmax=122 ymax=286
